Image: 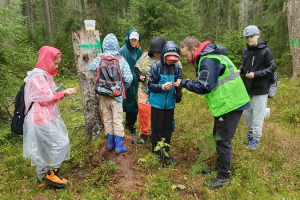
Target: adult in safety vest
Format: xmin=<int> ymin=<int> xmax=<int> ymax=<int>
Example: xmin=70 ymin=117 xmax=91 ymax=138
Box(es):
xmin=174 ymin=36 xmax=250 ymax=190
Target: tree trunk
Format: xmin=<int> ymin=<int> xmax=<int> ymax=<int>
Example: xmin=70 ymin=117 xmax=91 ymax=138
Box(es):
xmin=239 ymin=0 xmax=245 ymax=29
xmin=42 ymin=0 xmax=52 ymax=42
xmin=227 ymin=0 xmax=232 ymax=30
xmin=49 ymin=0 xmax=55 ymax=31
xmin=287 ymin=0 xmax=300 ymax=79
xmin=22 ymin=0 xmax=34 ymax=30
xmin=72 ymin=30 xmax=103 ymax=141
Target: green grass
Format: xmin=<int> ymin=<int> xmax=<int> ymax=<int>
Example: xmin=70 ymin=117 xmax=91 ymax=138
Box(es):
xmin=0 ymin=67 xmax=299 ymax=199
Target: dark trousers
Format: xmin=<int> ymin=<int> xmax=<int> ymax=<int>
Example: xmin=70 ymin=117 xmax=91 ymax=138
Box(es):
xmin=151 ymin=107 xmax=174 ymax=153
xmin=125 ymin=102 xmax=138 ymax=127
xmin=213 ymin=110 xmax=242 ymax=179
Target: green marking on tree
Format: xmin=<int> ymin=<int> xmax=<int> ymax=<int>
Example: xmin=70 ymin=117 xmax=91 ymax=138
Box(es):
xmin=291 ymin=39 xmax=300 ymax=47
xmin=80 ymin=39 xmax=101 ymax=53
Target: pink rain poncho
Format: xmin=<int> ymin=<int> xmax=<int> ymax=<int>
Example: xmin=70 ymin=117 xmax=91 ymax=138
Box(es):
xmin=23 ymin=46 xmax=70 ymax=167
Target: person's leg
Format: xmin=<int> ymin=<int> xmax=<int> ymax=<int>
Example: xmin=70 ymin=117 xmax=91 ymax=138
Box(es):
xmin=36 ymin=165 xmax=47 ymax=188
xmin=161 ymin=109 xmax=174 ymax=153
xmin=251 ymin=94 xmax=268 ymax=141
xmin=125 ymin=103 xmax=138 ymax=135
xmin=161 ymin=109 xmax=177 ymax=165
xmin=244 ymin=95 xmax=254 ymax=137
xmin=112 ymin=99 xmax=127 ymax=153
xmin=133 ymin=102 xmax=151 ymax=144
xmin=138 ymin=103 xmax=151 ymax=136
xmin=151 ymin=107 xmax=164 ymax=153
xmin=206 ymin=111 xmax=242 ymax=189
xmin=36 ymin=124 xmax=70 ymax=188
xmin=99 ymin=96 xmax=114 ymax=135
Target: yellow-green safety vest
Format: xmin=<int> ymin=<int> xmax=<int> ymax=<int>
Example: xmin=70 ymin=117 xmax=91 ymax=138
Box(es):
xmin=198 ymin=54 xmax=249 ymax=117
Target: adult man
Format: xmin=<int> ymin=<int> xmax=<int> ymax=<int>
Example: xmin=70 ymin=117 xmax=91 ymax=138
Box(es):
xmin=174 ymin=36 xmax=250 ymax=189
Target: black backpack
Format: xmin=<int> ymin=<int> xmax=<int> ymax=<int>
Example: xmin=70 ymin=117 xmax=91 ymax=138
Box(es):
xmin=11 ymin=83 xmax=33 ymax=135
xmin=94 ymin=54 xmax=125 ymax=98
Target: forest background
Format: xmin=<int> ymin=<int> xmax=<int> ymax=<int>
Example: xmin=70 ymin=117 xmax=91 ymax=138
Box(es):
xmin=0 ymin=0 xmax=300 ymax=199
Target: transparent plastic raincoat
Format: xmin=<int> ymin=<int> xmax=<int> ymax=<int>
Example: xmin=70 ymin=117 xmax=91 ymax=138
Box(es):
xmin=23 ymin=46 xmax=70 ymax=167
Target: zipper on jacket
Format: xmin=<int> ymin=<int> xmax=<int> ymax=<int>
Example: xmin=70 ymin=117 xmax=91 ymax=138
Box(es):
xmin=252 ymin=56 xmax=255 ymax=66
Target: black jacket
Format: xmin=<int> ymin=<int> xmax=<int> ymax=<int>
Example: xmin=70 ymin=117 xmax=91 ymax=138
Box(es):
xmin=239 ymin=38 xmax=276 ymax=95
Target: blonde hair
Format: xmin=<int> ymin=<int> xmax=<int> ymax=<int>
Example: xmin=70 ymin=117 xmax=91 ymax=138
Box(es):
xmin=180 ymin=36 xmax=201 ymax=51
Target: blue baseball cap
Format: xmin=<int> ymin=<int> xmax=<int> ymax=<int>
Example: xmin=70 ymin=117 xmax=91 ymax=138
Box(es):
xmin=241 ymin=25 xmax=260 ymax=38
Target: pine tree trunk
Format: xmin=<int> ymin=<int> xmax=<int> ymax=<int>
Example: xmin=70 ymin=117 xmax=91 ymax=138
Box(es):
xmin=239 ymin=0 xmax=245 ymax=29
xmin=42 ymin=0 xmax=52 ymax=42
xmin=72 ymin=30 xmax=104 ymax=141
xmin=287 ymin=0 xmax=300 ymax=79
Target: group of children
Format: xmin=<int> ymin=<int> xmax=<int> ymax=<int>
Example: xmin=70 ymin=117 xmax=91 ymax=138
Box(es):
xmin=22 ymin=25 xmax=275 ymax=190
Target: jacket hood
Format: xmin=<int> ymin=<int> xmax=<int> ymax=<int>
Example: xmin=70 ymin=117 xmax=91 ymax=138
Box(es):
xmin=124 ymin=29 xmax=141 ymax=50
xmin=200 ymin=44 xmax=229 ymax=56
xmin=103 ymin=33 xmax=120 ymax=56
xmin=148 ymin=37 xmax=166 ymax=57
xmin=246 ymin=38 xmax=268 ymax=50
xmin=160 ymin=41 xmax=180 ymax=64
xmin=36 ymin=46 xmax=62 ymax=77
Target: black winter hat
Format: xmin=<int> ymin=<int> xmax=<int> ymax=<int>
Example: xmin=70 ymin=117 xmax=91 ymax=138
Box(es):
xmin=148 ymin=37 xmax=166 ymax=57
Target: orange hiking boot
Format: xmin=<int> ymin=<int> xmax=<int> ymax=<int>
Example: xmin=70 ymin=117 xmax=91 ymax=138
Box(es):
xmin=45 ymin=169 xmax=69 ymax=189
xmin=37 ymin=177 xmax=46 ymax=188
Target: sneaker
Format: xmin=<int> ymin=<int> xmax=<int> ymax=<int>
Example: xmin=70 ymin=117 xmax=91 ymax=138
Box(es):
xmin=165 ymin=156 xmax=178 ymax=166
xmin=245 ymin=134 xmax=253 ymax=141
xmin=132 ymin=135 xmax=148 ymax=144
xmin=37 ymin=177 xmax=46 ymax=188
xmin=45 ymin=169 xmax=69 ymax=189
xmin=204 ymin=178 xmax=230 ymax=189
xmin=246 ymin=139 xmax=259 ymax=149
xmin=154 ymin=153 xmax=162 ymax=163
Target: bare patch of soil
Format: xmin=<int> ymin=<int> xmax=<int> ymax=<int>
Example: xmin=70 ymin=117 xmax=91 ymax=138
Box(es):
xmin=94 ymin=135 xmax=144 ymax=198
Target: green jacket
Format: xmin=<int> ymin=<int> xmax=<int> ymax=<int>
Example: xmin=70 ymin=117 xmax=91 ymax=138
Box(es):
xmin=201 ymin=54 xmax=250 ymax=117
xmin=119 ymin=29 xmax=142 ymax=112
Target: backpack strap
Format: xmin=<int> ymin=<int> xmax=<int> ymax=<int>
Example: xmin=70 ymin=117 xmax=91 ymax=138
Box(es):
xmin=113 ymin=54 xmax=126 ymax=99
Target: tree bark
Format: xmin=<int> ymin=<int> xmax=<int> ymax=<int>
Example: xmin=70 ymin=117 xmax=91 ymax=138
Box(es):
xmin=22 ymin=0 xmax=34 ymax=30
xmin=227 ymin=0 xmax=232 ymax=30
xmin=72 ymin=30 xmax=103 ymax=141
xmin=42 ymin=0 xmax=52 ymax=42
xmin=239 ymin=0 xmax=245 ymax=29
xmin=287 ymin=0 xmax=300 ymax=79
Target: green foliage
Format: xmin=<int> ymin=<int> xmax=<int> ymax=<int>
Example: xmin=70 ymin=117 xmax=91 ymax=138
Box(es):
xmin=84 ymin=160 xmax=117 ymax=187
xmin=138 ymin=153 xmax=160 ymax=171
xmin=145 ymin=171 xmax=180 ymax=199
xmin=218 ymin=29 xmax=245 ymax=67
xmin=0 ymin=3 xmax=36 ymax=121
xmin=120 ymin=0 xmax=203 ymax=48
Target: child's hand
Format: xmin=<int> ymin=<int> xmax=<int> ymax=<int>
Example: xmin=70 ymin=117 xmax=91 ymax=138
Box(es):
xmin=140 ymin=75 xmax=146 ymax=82
xmin=64 ymin=87 xmax=77 ymax=96
xmin=162 ymin=82 xmax=173 ymax=90
xmin=245 ymin=72 xmax=254 ymax=79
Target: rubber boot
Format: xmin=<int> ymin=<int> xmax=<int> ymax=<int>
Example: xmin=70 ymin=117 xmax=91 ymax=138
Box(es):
xmin=107 ymin=133 xmax=115 ymax=151
xmin=45 ymin=168 xmax=68 ymax=189
xmin=115 ymin=136 xmax=127 ymax=153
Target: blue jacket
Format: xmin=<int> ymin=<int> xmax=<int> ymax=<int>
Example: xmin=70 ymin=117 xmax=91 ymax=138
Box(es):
xmin=148 ymin=41 xmax=182 ymax=109
xmin=89 ymin=33 xmax=133 ymax=103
